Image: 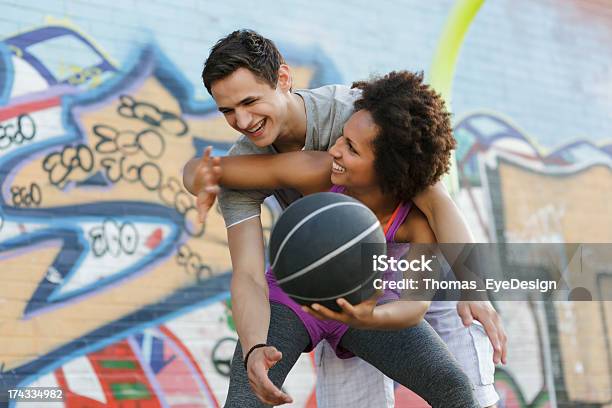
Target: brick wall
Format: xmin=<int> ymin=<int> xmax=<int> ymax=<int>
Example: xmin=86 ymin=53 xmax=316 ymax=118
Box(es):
xmin=1 ymin=1 xmax=611 ymax=406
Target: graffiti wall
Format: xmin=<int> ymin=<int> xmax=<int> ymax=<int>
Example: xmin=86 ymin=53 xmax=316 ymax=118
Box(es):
xmin=0 ymin=21 xmax=325 ymax=406
xmin=455 ymin=112 xmax=612 ymax=407
xmin=1 ymin=1 xmax=611 ymax=407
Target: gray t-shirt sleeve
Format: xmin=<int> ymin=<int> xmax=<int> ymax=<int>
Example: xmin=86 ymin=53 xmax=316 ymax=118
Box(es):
xmin=296 ymin=84 xmax=361 ymax=151
xmin=217 ymin=137 xmax=275 ymax=228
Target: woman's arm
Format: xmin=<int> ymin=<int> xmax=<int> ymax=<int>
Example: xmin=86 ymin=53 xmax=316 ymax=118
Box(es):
xmin=369 ymin=300 xmax=430 ymax=329
xmin=305 ymin=294 xmax=430 ymax=330
xmin=184 ymin=149 xmax=333 ymax=196
xmin=218 ymin=151 xmax=333 ymax=194
xmin=411 ymin=181 xmax=473 ymax=243
xmin=366 ymin=207 xmax=435 ymax=329
xmin=410 ymin=184 xmax=508 ymax=364
xmin=303 ymin=208 xmax=437 ymax=330
xmin=397 ymin=206 xmax=437 ymax=244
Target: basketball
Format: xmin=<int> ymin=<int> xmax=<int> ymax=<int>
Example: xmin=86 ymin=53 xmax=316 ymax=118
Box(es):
xmin=269 ymin=192 xmax=386 ymax=311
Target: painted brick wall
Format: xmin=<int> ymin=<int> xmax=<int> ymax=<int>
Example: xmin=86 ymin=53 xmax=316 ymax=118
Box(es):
xmin=1 ymin=1 xmax=611 ymax=407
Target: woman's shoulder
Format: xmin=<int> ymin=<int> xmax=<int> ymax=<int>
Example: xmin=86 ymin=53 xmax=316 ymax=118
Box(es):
xmin=394 ymin=204 xmax=436 ymax=244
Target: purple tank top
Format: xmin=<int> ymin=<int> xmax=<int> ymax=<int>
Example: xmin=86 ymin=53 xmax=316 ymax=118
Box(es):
xmin=329 ymin=185 xmax=412 ymax=302
xmin=265 ymin=186 xmax=412 ymax=356
xmin=267 ymin=186 xmax=412 ymax=307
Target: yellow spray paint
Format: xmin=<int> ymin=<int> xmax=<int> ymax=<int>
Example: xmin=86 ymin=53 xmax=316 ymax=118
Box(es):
xmin=429 ymin=0 xmax=485 ymax=195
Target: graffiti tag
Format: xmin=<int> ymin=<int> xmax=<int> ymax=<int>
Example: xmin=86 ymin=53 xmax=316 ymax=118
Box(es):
xmin=159 ymin=177 xmax=203 ymax=237
xmin=118 ymin=95 xmax=188 ymax=136
xmin=211 ymin=337 xmax=238 ymax=377
xmin=0 ymin=114 xmax=36 ymax=151
xmin=42 ymin=144 xmax=94 ymax=187
xmin=65 ymin=65 xmax=103 ymax=88
xmin=89 ymin=219 xmax=139 ymax=257
xmin=99 ymin=155 xmax=163 ymax=191
xmin=10 ymin=183 xmax=42 ymax=208
xmin=93 ymin=124 xmax=165 ymax=159
xmin=175 ymin=243 xmax=212 ymax=282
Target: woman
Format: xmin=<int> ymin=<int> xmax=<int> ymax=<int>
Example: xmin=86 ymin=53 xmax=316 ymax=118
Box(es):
xmin=186 ymin=71 xmax=479 ymax=407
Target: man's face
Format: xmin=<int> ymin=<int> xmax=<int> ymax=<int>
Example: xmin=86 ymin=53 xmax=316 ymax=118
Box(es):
xmin=211 ymin=67 xmax=288 ymax=147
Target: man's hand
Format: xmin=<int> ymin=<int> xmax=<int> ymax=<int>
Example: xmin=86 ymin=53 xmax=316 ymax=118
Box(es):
xmin=457 ymin=301 xmax=507 ymax=365
xmin=302 ymin=291 xmax=382 ymax=329
xmin=246 ymin=346 xmax=293 ymax=405
xmin=192 ymin=146 xmax=222 ymax=223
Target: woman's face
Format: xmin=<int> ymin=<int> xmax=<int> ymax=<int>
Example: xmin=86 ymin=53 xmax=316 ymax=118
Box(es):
xmin=329 ymin=109 xmax=379 ymax=189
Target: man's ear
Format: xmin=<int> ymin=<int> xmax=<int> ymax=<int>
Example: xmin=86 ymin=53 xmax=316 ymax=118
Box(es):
xmin=277 ymin=64 xmax=292 ymax=92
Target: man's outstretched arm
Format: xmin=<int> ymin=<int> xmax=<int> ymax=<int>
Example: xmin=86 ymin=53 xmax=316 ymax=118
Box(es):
xmin=227 ymin=217 xmax=293 ymax=405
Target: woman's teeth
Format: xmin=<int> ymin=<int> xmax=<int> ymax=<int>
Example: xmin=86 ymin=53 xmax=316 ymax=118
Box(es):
xmin=332 ymin=161 xmax=346 ymax=173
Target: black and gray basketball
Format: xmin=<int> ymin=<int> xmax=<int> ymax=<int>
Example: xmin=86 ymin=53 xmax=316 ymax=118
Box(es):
xmin=270 ymin=192 xmax=386 ymax=311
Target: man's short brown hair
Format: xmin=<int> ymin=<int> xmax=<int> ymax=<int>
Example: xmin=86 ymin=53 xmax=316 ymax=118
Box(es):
xmin=202 ymin=29 xmax=285 ymax=95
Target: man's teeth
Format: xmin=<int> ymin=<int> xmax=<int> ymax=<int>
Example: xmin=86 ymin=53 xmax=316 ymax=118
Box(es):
xmin=248 ymin=120 xmax=264 ymax=133
xmin=333 ymin=161 xmax=346 ymax=173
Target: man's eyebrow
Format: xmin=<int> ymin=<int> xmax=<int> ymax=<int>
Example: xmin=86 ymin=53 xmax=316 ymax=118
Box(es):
xmin=239 ymin=96 xmax=256 ymax=104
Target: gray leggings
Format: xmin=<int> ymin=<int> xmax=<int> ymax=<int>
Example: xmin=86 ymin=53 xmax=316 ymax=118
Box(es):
xmin=225 ymin=302 xmax=478 ymax=407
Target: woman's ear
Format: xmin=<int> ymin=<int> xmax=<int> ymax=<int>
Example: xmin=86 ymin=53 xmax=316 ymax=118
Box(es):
xmin=277 ymin=64 xmax=292 ymax=92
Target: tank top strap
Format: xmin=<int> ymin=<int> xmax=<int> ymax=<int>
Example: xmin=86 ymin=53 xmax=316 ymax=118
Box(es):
xmin=330 ymin=185 xmax=411 ymax=241
xmin=383 ymin=204 xmax=402 ymax=236
xmin=385 ymin=202 xmax=413 ymax=241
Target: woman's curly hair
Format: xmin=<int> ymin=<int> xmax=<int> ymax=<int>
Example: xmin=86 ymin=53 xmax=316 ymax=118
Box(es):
xmin=352 ymin=71 xmax=455 ymax=203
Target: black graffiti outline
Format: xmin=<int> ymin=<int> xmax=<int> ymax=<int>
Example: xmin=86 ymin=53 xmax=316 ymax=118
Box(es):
xmin=42 ymin=144 xmax=94 ymax=187
xmin=211 ymin=336 xmax=238 ymax=377
xmin=175 ymin=243 xmax=212 ymax=282
xmin=117 ymin=94 xmax=188 ymax=137
xmin=93 ymin=124 xmax=165 ymax=159
xmin=89 ymin=218 xmax=139 ymax=258
xmin=159 ymin=177 xmax=204 ymax=237
xmin=0 ymin=113 xmax=36 ymax=151
xmin=99 ymin=156 xmax=163 ymax=191
xmin=10 ymin=182 xmax=42 ymax=208
xmin=93 ymin=132 xmax=204 ymax=238
xmin=96 ymin=158 xmax=204 ymax=237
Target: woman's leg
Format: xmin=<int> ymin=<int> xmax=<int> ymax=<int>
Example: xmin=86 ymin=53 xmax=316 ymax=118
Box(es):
xmin=224 ymin=302 xmax=312 ymax=408
xmin=339 ymin=320 xmax=479 ymax=408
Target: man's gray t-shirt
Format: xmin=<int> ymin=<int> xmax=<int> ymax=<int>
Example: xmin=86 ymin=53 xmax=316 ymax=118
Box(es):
xmin=218 ymin=84 xmax=361 ymax=227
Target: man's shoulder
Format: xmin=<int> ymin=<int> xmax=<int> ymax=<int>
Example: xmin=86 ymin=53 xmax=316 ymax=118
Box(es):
xmin=297 ymin=84 xmax=361 ymax=108
xmin=297 ymin=84 xmax=361 ymax=151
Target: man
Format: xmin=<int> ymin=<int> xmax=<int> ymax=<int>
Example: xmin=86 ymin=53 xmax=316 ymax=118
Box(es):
xmin=187 ymin=29 xmax=506 ymax=407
